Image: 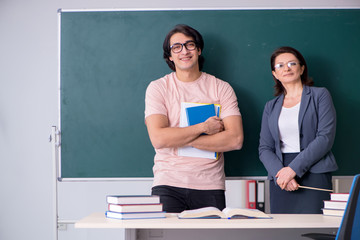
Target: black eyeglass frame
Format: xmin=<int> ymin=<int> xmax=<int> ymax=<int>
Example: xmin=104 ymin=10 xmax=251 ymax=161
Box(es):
xmin=170 ymin=40 xmax=197 ymax=53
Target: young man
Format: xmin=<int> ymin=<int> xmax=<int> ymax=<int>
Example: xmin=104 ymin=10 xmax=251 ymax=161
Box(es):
xmin=145 ymin=24 xmax=244 ymax=213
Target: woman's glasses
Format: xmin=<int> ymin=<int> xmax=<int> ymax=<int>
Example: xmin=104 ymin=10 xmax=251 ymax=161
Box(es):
xmin=274 ymin=61 xmax=299 ymax=70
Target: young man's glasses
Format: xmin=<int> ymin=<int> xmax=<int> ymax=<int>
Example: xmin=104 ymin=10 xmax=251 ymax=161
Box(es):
xmin=170 ymin=41 xmax=197 ymax=53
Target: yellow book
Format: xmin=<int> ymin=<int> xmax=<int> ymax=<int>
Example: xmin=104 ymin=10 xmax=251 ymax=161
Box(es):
xmin=178 ymin=206 xmax=271 ymax=219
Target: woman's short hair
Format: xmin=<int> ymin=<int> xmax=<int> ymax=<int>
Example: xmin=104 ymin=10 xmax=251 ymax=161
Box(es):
xmin=163 ymin=24 xmax=205 ymax=71
xmin=270 ymin=46 xmax=313 ymax=96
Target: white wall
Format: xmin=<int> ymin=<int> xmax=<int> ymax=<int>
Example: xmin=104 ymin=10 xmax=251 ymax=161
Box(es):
xmin=0 ymin=1 xmax=359 ymax=240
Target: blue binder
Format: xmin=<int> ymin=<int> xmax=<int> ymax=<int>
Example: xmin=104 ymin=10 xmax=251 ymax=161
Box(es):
xmin=186 ymin=104 xmax=216 ymax=126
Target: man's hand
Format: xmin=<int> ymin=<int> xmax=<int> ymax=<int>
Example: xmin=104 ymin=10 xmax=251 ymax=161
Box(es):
xmin=202 ymin=116 xmax=224 ymax=135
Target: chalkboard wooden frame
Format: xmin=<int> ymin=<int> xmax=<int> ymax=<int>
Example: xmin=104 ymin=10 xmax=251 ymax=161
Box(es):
xmin=59 ymin=9 xmax=360 ymax=178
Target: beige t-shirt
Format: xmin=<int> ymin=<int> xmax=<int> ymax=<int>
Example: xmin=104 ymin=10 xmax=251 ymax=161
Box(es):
xmin=145 ymin=72 xmax=241 ymax=190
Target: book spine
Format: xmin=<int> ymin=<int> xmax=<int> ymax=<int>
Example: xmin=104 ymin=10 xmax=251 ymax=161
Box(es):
xmin=256 ymin=181 xmax=265 ymax=212
xmin=246 ymin=180 xmax=256 ymax=209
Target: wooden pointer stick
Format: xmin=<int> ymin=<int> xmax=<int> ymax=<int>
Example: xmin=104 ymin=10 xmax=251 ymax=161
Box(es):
xmin=298 ymin=185 xmax=334 ymax=192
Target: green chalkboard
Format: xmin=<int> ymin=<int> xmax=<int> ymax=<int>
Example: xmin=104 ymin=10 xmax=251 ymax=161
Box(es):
xmin=60 ymin=9 xmax=360 ymax=178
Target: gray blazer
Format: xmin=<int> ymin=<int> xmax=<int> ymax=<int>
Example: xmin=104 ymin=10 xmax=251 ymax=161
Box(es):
xmin=259 ymin=85 xmax=338 ymax=180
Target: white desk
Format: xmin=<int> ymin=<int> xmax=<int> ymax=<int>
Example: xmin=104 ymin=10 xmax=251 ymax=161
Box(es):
xmin=75 ymin=212 xmax=341 ymax=240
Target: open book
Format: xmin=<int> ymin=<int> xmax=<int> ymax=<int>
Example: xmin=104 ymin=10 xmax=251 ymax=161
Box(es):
xmin=178 ymin=206 xmax=271 ymax=219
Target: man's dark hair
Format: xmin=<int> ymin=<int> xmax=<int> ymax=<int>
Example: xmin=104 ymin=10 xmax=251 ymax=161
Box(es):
xmin=163 ymin=24 xmax=205 ymax=71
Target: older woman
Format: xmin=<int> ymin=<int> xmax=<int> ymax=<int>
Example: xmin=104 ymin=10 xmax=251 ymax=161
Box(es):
xmin=259 ymin=46 xmax=338 ymax=213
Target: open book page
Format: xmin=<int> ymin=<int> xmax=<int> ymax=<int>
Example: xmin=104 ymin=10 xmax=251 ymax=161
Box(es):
xmin=178 ymin=206 xmax=271 ymax=219
xmin=222 ymin=207 xmax=271 ymax=219
xmin=178 ymin=102 xmax=221 ymax=159
xmin=178 ymin=207 xmax=225 ymax=219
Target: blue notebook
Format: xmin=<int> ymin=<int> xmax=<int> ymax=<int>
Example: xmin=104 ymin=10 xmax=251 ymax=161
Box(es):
xmin=178 ymin=102 xmax=221 ymax=159
xmin=186 ymin=104 xmax=216 ymax=126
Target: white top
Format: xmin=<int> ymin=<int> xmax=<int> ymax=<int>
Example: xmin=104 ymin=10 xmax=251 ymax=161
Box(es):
xmin=278 ymin=102 xmax=301 ymax=153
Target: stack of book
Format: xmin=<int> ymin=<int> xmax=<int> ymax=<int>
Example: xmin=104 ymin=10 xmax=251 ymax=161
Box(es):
xmin=178 ymin=102 xmax=221 ymax=159
xmin=105 ymin=195 xmax=165 ymax=220
xmin=322 ymin=192 xmax=350 ymax=217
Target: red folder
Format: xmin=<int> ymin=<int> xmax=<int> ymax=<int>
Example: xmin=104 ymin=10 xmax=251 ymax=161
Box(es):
xmin=246 ymin=180 xmax=257 ymax=209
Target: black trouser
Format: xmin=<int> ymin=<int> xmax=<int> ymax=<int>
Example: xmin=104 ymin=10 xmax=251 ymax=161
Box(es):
xmin=152 ymin=185 xmax=225 ymax=213
xmin=270 ymin=153 xmax=332 ymax=213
